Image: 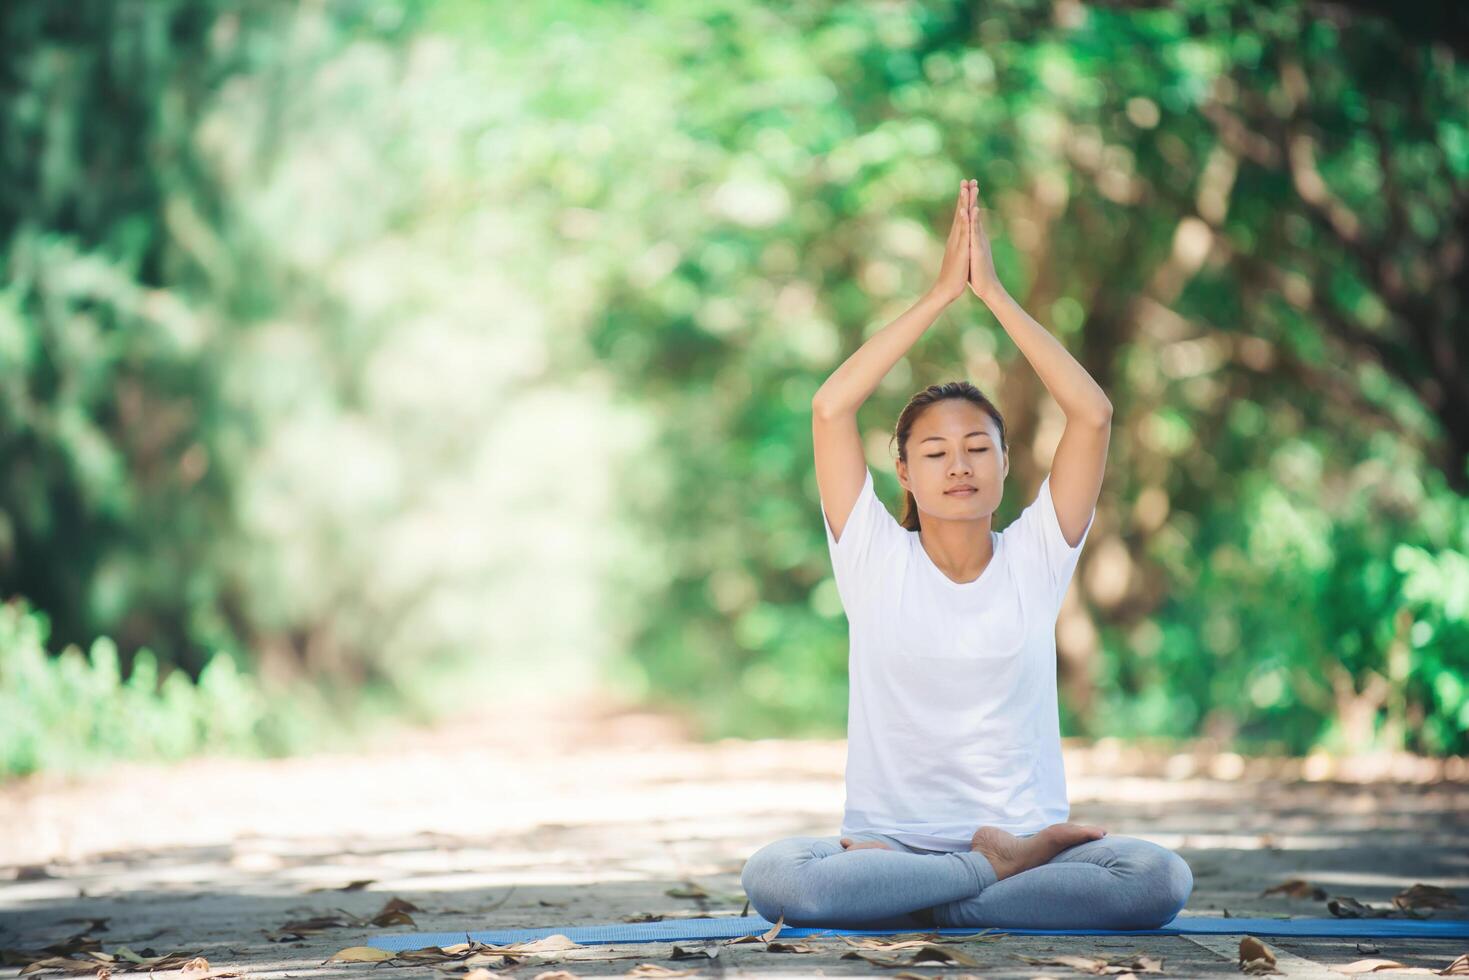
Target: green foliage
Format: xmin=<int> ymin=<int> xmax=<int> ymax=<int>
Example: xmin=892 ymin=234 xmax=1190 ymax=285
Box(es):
xmin=1 ymin=0 xmax=1465 ymax=782
xmin=0 ymin=597 xmax=326 ymax=778
xmin=1093 ymin=456 xmax=1469 ymax=756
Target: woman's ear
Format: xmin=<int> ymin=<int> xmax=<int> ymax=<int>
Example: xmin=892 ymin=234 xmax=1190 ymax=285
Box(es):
xmin=895 ymin=458 xmax=908 ymax=493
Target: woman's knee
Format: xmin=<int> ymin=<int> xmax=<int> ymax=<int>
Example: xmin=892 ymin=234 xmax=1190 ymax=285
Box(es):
xmin=740 ymin=836 xmax=832 ymax=922
xmin=1155 ymin=848 xmax=1194 ymax=922
xmin=1111 ymin=840 xmax=1193 ymax=928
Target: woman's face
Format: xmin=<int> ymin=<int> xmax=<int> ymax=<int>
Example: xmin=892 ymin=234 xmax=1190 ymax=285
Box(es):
xmin=897 ymin=400 xmax=1008 ymax=522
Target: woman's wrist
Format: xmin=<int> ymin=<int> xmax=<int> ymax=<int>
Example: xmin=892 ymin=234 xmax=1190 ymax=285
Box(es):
xmin=923 ymin=284 xmax=960 ymax=309
xmin=973 ymin=281 xmax=1008 ymax=307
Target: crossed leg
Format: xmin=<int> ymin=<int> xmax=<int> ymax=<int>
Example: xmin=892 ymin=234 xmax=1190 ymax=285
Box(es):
xmin=740 ymin=833 xmax=1192 ymax=931
xmin=930 ymin=834 xmax=1194 ymax=930
xmin=740 ymin=834 xmax=992 ymax=928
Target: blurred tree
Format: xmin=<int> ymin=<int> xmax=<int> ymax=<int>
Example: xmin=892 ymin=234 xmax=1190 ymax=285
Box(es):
xmin=1 ymin=0 xmax=262 ymax=672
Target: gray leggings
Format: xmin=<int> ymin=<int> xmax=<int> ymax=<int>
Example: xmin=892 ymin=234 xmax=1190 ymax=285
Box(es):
xmin=741 ymin=831 xmax=1193 ymax=931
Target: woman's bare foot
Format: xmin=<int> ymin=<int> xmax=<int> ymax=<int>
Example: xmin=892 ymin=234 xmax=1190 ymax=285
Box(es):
xmin=970 ymin=822 xmax=1107 ymax=882
xmin=840 ymin=837 xmax=891 ymax=851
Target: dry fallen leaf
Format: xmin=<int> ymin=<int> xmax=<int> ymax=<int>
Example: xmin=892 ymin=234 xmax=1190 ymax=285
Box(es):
xmin=911 ymin=945 xmax=980 ymax=968
xmin=11 ymin=936 xmax=105 ymax=963
xmin=459 ymin=952 xmax=517 ymax=969
xmin=306 ymin=879 xmax=375 ymax=893
xmin=1015 ymin=951 xmax=1161 ymax=975
xmin=1394 ymin=884 xmax=1461 ymax=911
xmin=1329 ymin=895 xmax=1430 ymax=919
xmin=841 ymin=944 xmax=982 ymax=970
xmin=172 ymin=955 xmax=240 ymax=980
xmin=274 ymin=895 xmax=425 ymax=938
xmin=664 ymin=883 xmax=708 ymax=900
xmin=461 ymin=970 xmax=505 ymax=980
xmin=381 ymin=896 xmax=424 ymax=913
xmin=1260 ymin=878 xmax=1328 ymax=901
xmin=153 ymin=953 xmax=202 ymax=970
xmin=840 ymin=950 xmax=911 ymax=969
xmin=509 ymin=934 xmax=584 ymax=954
xmin=86 ymin=947 xmax=195 ymax=970
xmin=1239 ymin=935 xmax=1282 ymax=975
xmin=760 ymin=913 xmax=784 ymax=943
xmin=324 ymin=946 xmax=395 ymax=963
xmin=840 ymin=932 xmax=1002 ymax=951
xmin=369 ymin=896 xmax=422 ymax=927
xmin=395 ymin=943 xmax=479 ymax=963
xmin=933 ymin=931 xmax=1006 ymax=943
xmin=625 ymin=965 xmax=697 ymax=978
xmin=267 ymin=913 xmax=350 ymax=941
xmin=1336 ymin=958 xmax=1438 ymax=974
xmin=370 ymin=909 xmax=416 ymax=927
xmin=765 ymin=941 xmax=821 ymax=954
xmin=532 ymin=972 xmax=581 ymax=980
xmin=19 ymin=956 xmax=112 ymax=976
xmin=343 ymin=938 xmax=574 ymax=971
xmin=841 ymin=936 xmax=932 ymax=950
xmin=670 ymin=943 xmax=719 ymax=960
xmin=1441 ymin=953 xmax=1469 ymax=975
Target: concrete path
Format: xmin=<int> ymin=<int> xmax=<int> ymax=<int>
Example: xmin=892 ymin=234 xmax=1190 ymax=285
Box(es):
xmin=2 ymin=693 xmax=1465 ymax=977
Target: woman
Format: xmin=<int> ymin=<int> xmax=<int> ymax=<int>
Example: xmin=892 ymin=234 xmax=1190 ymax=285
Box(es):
xmin=740 ymin=180 xmax=1193 ymax=931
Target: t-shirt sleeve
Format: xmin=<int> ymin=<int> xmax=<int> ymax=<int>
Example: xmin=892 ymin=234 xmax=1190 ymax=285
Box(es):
xmin=1004 ymin=473 xmax=1095 ymax=611
xmin=820 ymin=467 xmax=907 ymax=614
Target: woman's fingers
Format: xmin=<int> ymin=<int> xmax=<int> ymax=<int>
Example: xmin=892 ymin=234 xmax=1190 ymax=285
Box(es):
xmin=950 ymin=180 xmax=984 ymax=241
xmin=969 ymin=198 xmax=982 ymax=285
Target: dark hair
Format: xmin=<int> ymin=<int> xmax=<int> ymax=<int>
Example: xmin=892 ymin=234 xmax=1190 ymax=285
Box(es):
xmin=889 ymin=381 xmax=1007 ymax=531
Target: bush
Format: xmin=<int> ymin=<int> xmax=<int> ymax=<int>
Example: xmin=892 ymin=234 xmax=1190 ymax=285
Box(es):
xmin=0 ymin=597 xmax=338 ymax=780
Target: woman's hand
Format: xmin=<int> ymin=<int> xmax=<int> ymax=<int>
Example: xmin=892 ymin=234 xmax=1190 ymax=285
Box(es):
xmin=928 ymin=180 xmax=972 ymax=305
xmin=967 ymin=180 xmax=1003 ymax=303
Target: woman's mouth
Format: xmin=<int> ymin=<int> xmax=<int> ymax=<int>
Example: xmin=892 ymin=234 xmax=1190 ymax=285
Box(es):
xmin=945 ymin=487 xmax=977 ymax=496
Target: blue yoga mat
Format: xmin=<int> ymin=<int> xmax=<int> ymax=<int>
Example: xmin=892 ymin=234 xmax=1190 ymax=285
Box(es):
xmin=365 ymin=913 xmax=1469 ymax=951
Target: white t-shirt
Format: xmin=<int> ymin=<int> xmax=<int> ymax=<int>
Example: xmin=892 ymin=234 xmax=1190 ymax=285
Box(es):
xmin=820 ymin=467 xmax=1095 ymax=851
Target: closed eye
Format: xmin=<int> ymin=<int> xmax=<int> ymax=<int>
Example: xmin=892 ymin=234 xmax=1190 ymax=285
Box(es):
xmin=926 ymin=448 xmax=987 ymax=458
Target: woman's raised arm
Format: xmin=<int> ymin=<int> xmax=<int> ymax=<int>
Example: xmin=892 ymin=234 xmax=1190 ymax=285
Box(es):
xmin=966 ymin=181 xmax=1113 ymax=547
xmin=812 ymin=181 xmax=973 ymax=543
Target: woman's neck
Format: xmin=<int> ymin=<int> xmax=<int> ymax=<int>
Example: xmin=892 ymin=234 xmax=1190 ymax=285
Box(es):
xmin=917 ymin=517 xmax=996 ymax=584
